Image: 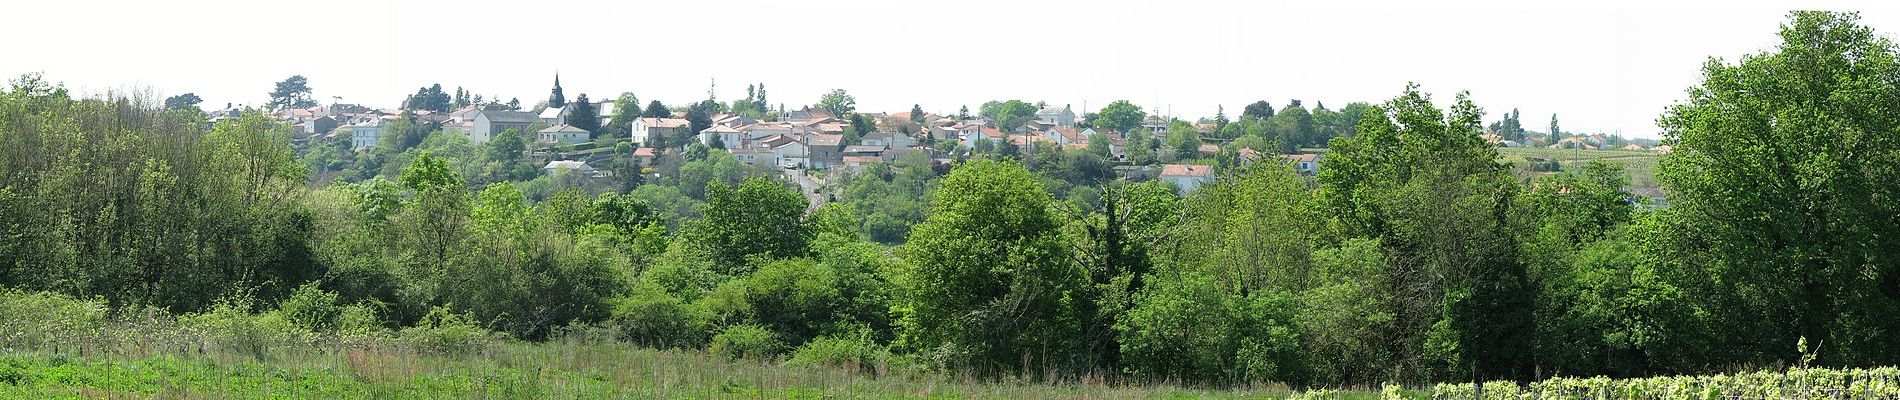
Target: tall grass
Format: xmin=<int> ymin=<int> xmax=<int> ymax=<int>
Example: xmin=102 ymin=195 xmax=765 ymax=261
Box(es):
xmin=0 ymin=289 xmax=1328 ymax=398
xmin=11 ymin=288 xmax=1894 ymax=398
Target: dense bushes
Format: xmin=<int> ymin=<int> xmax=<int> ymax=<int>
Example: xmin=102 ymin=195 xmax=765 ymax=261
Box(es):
xmin=710 ymin=324 xmax=782 ymax=360
xmin=609 ymin=283 xmax=700 ymax=349
xmin=0 ymin=289 xmax=106 ymax=350
xmin=786 ymin=332 xmax=891 ymax=373
xmin=0 ymin=79 xmax=318 ymax=313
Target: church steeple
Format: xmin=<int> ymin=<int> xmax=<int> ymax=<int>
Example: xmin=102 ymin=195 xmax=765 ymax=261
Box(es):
xmin=549 ymin=73 xmax=567 ymax=108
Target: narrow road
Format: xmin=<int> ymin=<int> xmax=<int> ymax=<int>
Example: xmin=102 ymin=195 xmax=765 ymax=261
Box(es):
xmin=787 ymin=168 xmax=826 ymax=215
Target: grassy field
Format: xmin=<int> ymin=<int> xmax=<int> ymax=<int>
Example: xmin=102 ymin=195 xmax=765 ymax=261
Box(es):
xmin=1497 ymin=147 xmax=1660 ymax=190
xmin=1301 ymin=146 xmax=1663 ymax=196
xmin=0 ymin=341 xmax=1403 ymax=399
xmin=7 ymin=342 xmax=1897 ymax=399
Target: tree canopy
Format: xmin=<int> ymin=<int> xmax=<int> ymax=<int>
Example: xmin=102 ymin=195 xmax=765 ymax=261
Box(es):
xmin=1094 ymin=100 xmax=1146 ymax=133
xmin=269 ymin=75 xmax=316 ymax=109
xmin=1654 ymin=10 xmax=1900 ymax=366
xmin=816 ymin=89 xmax=856 ymax=116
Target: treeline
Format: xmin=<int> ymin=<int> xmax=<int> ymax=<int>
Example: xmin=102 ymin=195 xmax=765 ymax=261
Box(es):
xmin=2 ymin=11 xmax=1898 ymax=389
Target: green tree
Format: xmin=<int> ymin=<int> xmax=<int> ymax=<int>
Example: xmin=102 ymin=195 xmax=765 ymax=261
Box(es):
xmin=164 ymin=93 xmax=202 ymax=110
xmin=1548 ymin=113 xmax=1560 ymax=141
xmin=389 ymin=153 xmax=470 ymax=314
xmin=1319 ymin=84 xmax=1529 ymax=382
xmin=753 ymin=83 xmax=768 ymax=114
xmin=1488 ymin=108 xmax=1525 ymax=141
xmin=1654 ymin=11 xmax=1900 ymax=367
xmin=1094 ymin=100 xmax=1146 ymax=133
xmin=895 ymin=159 xmax=1082 ymax=375
xmin=644 ymin=100 xmax=671 ymax=118
xmin=743 ymin=258 xmax=844 ymax=345
xmin=1068 ymin=180 xmax=1178 ymax=370
xmin=675 ymin=149 xmax=749 ymax=200
xmin=1121 ymin=164 xmax=1317 ymax=384
xmin=565 ymin=93 xmax=602 ymax=136
xmin=816 ymin=89 xmax=856 ymax=116
xmin=269 ymin=75 xmax=316 ymax=109
xmin=1267 ymin=100 xmax=1316 ymax=149
xmin=1125 ymin=130 xmax=1157 ymax=165
xmin=979 ymin=100 xmax=1038 ymax=130
xmin=1241 ymin=100 xmax=1274 ymax=121
xmin=686 ymin=101 xmax=714 ymax=139
xmin=1085 ymin=133 xmax=1113 ymax=159
xmin=689 ymin=176 xmax=810 ymax=273
xmin=481 ymin=128 xmax=532 ymax=182
xmin=609 ymin=92 xmax=642 ymax=136
xmin=910 ymin=104 xmax=925 ymax=122
xmin=409 ymin=84 xmax=451 ymax=112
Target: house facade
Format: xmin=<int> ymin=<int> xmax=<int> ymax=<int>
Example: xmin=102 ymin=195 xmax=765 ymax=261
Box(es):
xmin=861 ymin=131 xmax=916 ymax=149
xmin=1037 ymin=104 xmax=1076 ymax=127
xmin=1159 ymin=164 xmax=1215 ymax=195
xmin=765 ymin=135 xmax=808 ymax=168
xmin=806 ymin=133 xmax=843 ymax=169
xmin=538 ymin=124 xmax=591 ymax=144
xmin=699 ymin=124 xmax=745 ymax=147
xmin=472 ymin=110 xmax=538 ymax=144
xmin=632 ymin=117 xmax=692 ymax=146
xmin=350 ymin=120 xmax=384 ymax=150
xmin=1280 ymin=154 xmax=1320 ymax=176
xmin=731 ymin=147 xmax=776 ymax=168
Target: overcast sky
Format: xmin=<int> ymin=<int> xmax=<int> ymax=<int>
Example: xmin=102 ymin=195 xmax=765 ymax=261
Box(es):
xmin=4 ymin=0 xmax=1892 ymax=138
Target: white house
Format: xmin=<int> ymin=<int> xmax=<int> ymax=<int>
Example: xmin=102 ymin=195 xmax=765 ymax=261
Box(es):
xmin=1160 ymin=164 xmax=1215 ymax=195
xmin=448 ymin=105 xmax=482 ymax=123
xmin=763 ymin=135 xmax=808 ymax=168
xmin=471 ymin=110 xmax=538 ymax=144
xmin=1043 ymin=127 xmax=1086 ymax=146
xmin=537 ymin=124 xmax=591 ymax=144
xmin=935 ymin=123 xmax=981 ymax=143
xmin=961 ymin=127 xmax=1005 ymax=149
xmin=699 ymin=124 xmax=745 ymax=147
xmin=739 ymin=122 xmax=798 ymax=142
xmin=631 ymin=117 xmax=692 ymax=146
xmin=1037 ymin=104 xmax=1076 ymax=127
xmin=730 ymin=147 xmax=776 ymax=168
xmin=349 ymin=120 xmax=384 ymax=150
xmin=861 ymin=131 xmax=916 ymax=149
xmin=1280 ymin=154 xmax=1320 ymax=176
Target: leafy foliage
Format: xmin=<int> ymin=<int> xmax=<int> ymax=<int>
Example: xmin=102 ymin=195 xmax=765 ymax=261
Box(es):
xmin=896 ymin=159 xmax=1082 ymax=375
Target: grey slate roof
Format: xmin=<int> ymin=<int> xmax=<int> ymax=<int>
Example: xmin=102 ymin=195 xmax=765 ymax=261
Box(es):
xmin=480 ymin=110 xmax=539 ymax=123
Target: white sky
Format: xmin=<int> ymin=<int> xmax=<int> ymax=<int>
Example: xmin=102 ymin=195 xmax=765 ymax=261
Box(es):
xmin=3 ymin=0 xmax=1893 ymax=138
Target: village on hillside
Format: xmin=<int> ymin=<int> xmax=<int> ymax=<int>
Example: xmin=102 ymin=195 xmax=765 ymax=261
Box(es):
xmin=233 ymin=74 xmax=1665 ymax=198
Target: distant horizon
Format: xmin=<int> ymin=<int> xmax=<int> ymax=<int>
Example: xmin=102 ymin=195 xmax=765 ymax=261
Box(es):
xmin=5 ymin=0 xmax=1893 ymax=139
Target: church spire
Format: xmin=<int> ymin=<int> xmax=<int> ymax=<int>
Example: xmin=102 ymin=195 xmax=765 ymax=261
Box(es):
xmin=549 ymin=72 xmax=567 ymax=108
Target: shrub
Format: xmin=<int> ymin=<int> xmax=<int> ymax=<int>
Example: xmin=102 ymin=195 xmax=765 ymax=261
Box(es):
xmin=744 ymin=258 xmax=842 ymax=345
xmin=710 ymin=324 xmax=781 ymax=360
xmin=278 ymin=282 xmax=341 ymax=332
xmin=398 ymin=306 xmax=500 ymax=356
xmin=689 ymin=280 xmax=751 ymax=329
xmin=610 ymin=283 xmax=702 ymax=349
xmin=641 ymin=244 xmax=722 ymax=302
xmin=0 ymin=289 xmax=107 ymax=350
xmin=179 ymin=298 xmax=317 ymax=358
xmin=333 ymin=303 xmax=387 ymax=339
xmin=785 ymin=332 xmax=888 ymax=374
